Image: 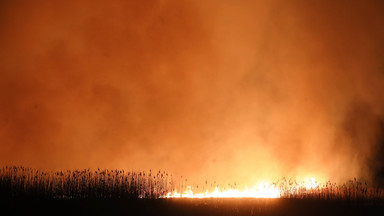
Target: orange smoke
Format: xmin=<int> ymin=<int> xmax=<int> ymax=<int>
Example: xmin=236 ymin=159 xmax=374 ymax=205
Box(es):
xmin=0 ymin=0 xmax=384 ymax=187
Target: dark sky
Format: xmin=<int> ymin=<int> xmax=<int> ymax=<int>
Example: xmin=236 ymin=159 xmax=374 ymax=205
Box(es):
xmin=1 ymin=0 xmax=384 ymax=185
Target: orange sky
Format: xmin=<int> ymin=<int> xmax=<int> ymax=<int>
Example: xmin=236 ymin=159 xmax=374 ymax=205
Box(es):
xmin=1 ymin=0 xmax=384 ymax=186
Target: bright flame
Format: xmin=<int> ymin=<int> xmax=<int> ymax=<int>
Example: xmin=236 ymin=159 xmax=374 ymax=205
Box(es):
xmin=163 ymin=182 xmax=280 ymax=198
xmin=304 ymin=177 xmax=319 ymax=189
xmin=162 ymin=177 xmax=325 ymax=199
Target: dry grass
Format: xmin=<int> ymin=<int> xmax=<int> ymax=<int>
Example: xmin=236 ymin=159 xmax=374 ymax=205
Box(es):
xmin=1 ymin=166 xmax=383 ymax=200
xmin=0 ymin=166 xmax=173 ymax=199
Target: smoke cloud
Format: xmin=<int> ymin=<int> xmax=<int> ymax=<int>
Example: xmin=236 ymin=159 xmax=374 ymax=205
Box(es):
xmin=1 ymin=0 xmax=384 ymax=186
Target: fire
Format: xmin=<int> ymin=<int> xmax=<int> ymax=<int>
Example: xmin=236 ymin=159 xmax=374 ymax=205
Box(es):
xmin=304 ymin=177 xmax=319 ymax=189
xmin=163 ymin=182 xmax=280 ymax=198
xmin=162 ymin=177 xmax=324 ymax=199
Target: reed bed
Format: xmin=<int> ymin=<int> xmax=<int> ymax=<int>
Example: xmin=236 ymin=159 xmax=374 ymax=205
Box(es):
xmin=1 ymin=166 xmax=383 ymax=200
xmin=0 ymin=166 xmax=173 ymax=199
xmin=274 ymin=177 xmax=384 ymax=200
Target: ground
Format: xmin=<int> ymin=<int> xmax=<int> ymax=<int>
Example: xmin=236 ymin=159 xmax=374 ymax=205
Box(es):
xmin=1 ymin=198 xmax=383 ymax=216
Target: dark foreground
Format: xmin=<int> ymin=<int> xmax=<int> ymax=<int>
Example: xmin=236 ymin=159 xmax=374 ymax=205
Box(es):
xmin=1 ymin=198 xmax=383 ymax=216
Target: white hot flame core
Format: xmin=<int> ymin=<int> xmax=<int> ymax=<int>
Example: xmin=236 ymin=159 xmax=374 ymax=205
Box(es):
xmin=162 ymin=177 xmax=324 ymax=199
xmin=163 ymin=182 xmax=280 ymax=198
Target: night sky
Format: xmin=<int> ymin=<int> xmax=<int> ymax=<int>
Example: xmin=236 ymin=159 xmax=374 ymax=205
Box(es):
xmin=1 ymin=0 xmax=384 ymax=186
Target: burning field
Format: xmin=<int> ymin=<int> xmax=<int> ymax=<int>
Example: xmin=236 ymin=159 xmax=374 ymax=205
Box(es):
xmin=1 ymin=0 xmax=384 ymax=215
xmin=1 ymin=166 xmax=384 ymax=215
xmin=2 ymin=166 xmax=383 ymax=200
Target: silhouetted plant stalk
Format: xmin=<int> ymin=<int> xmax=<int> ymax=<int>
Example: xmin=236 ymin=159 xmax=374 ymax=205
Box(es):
xmin=272 ymin=177 xmax=383 ymax=200
xmin=0 ymin=166 xmax=172 ymax=199
xmin=0 ymin=166 xmax=383 ymax=200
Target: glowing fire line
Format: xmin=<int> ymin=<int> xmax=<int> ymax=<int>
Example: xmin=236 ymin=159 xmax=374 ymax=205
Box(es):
xmin=162 ymin=178 xmax=320 ymax=199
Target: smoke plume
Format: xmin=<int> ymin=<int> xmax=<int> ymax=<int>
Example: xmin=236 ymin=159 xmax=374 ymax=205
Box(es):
xmin=1 ymin=0 xmax=384 ymax=186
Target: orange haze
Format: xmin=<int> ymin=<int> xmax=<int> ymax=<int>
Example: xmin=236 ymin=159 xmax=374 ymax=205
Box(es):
xmin=1 ymin=0 xmax=384 ymax=186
